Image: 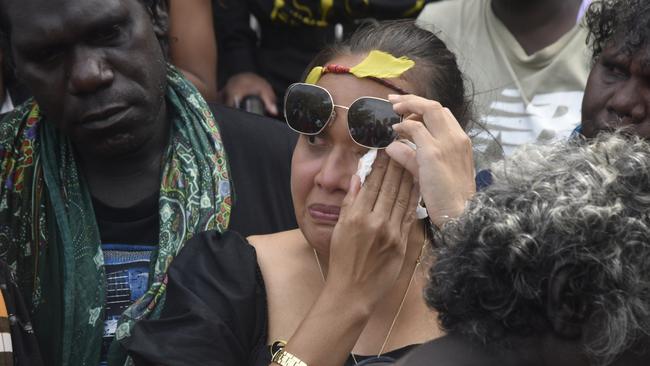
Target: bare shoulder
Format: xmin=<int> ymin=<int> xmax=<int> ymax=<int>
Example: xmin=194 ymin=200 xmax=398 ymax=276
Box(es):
xmin=248 ymin=229 xmax=305 ymax=260
xmin=247 ymin=229 xmax=310 ymax=283
xmin=248 ymin=228 xmax=305 ymax=247
xmin=248 ymin=229 xmax=322 ymax=341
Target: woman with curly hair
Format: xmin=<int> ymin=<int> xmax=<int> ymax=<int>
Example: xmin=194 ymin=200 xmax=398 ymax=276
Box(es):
xmin=398 ymin=133 xmax=650 ymax=366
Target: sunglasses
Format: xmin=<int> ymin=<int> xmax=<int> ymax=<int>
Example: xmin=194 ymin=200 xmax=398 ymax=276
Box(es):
xmin=283 ymin=83 xmax=402 ymax=149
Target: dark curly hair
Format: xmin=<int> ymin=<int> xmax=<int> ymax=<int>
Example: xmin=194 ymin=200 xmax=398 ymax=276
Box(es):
xmin=0 ymin=0 xmax=170 ymax=82
xmin=585 ymin=0 xmax=650 ymax=60
xmin=427 ymin=133 xmax=650 ymax=366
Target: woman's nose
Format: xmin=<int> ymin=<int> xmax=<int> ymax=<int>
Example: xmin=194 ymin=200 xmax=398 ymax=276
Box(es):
xmin=314 ymin=148 xmax=357 ymax=193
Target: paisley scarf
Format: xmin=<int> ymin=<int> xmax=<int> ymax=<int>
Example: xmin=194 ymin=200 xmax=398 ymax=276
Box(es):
xmin=0 ymin=65 xmax=231 ymax=366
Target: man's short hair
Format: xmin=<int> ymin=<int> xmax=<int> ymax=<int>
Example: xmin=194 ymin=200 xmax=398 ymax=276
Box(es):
xmin=585 ymin=0 xmax=650 ymax=60
xmin=426 ymin=134 xmax=650 ymax=365
xmin=0 ymin=0 xmax=169 ymax=76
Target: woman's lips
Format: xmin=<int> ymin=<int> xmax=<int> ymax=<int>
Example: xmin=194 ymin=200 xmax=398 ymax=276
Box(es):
xmin=308 ymin=204 xmax=341 ymax=223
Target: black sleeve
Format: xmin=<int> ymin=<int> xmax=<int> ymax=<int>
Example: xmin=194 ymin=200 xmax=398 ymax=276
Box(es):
xmin=336 ymin=0 xmax=437 ymax=20
xmin=123 ymin=230 xmax=268 ymax=366
xmin=214 ymin=0 xmax=258 ymax=81
xmin=249 ymin=0 xmax=436 ymax=24
xmin=211 ymin=104 xmax=298 ymax=237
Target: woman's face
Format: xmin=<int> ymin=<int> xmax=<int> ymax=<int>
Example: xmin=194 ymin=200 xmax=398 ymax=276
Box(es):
xmin=291 ymin=53 xmax=414 ymax=253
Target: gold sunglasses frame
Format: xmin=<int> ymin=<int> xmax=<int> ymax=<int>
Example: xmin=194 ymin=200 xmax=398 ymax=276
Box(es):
xmin=283 ymin=82 xmax=403 ymax=149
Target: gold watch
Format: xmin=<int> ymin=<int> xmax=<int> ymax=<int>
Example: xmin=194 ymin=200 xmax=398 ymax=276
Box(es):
xmin=271 ymin=340 xmax=308 ymax=366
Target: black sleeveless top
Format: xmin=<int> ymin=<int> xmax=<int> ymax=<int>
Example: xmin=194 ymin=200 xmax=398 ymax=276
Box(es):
xmin=123 ymin=230 xmax=417 ymax=365
xmin=266 ymin=345 xmax=416 ymax=366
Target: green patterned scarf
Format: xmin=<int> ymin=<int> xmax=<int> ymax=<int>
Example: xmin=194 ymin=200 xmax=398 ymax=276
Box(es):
xmin=0 ymin=65 xmax=231 ymax=366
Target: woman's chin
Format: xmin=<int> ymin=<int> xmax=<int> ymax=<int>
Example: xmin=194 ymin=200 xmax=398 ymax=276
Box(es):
xmin=300 ymin=224 xmax=333 ymax=252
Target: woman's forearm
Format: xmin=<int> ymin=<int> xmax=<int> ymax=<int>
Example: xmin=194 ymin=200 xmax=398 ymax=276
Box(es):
xmin=272 ymin=282 xmax=373 ymax=366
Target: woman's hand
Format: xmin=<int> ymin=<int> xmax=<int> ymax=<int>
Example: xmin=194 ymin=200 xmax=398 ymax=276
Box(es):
xmin=276 ymin=152 xmax=419 ymax=366
xmin=326 ymin=151 xmax=419 ymax=306
xmin=386 ymin=94 xmax=475 ymax=228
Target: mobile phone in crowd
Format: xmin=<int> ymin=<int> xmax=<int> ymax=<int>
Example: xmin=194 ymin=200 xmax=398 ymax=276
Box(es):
xmin=238 ymin=95 xmax=265 ymax=116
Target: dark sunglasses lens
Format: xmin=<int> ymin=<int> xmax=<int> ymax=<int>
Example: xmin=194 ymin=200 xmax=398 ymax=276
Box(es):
xmin=285 ymin=84 xmax=333 ymax=134
xmin=348 ymin=98 xmax=400 ymax=148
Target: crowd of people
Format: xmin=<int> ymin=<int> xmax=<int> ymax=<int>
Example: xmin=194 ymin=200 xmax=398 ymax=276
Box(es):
xmin=0 ymin=0 xmax=648 ymax=366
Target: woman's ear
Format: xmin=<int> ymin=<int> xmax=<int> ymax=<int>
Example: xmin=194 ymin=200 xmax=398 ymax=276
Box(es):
xmin=546 ymin=263 xmax=589 ymax=339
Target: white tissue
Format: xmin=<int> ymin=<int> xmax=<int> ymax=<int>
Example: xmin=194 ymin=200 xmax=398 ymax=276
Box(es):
xmin=415 ymin=201 xmax=429 ymax=219
xmin=356 ymin=149 xmax=378 ymax=185
xmin=355 ymin=149 xmax=429 ymax=219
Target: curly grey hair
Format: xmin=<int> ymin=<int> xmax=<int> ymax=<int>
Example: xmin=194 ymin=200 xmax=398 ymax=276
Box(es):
xmin=426 ymin=133 xmax=650 ymax=366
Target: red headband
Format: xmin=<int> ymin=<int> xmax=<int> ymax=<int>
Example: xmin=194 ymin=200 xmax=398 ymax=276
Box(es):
xmin=321 ymin=64 xmax=410 ymax=95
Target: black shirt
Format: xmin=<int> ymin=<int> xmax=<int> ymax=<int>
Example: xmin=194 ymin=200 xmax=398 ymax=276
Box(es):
xmin=95 ymin=104 xmax=298 ymax=364
xmin=215 ymin=0 xmax=435 ymax=109
xmin=211 ymin=103 xmax=298 ymax=236
xmin=93 ymin=192 xmax=159 ymax=366
xmin=93 ymin=103 xmax=298 ymax=241
xmin=124 ymin=231 xmax=417 ymax=366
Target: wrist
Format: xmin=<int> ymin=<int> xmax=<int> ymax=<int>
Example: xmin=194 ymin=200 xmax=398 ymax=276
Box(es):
xmin=428 ymin=198 xmax=469 ymax=229
xmin=281 ymin=286 xmax=372 ymax=366
xmin=271 ymin=341 xmax=308 ymax=366
xmin=321 ymin=279 xmax=375 ymax=321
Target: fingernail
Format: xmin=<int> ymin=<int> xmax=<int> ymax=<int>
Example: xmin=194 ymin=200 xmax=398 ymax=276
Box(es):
xmin=388 ymin=94 xmax=400 ymax=101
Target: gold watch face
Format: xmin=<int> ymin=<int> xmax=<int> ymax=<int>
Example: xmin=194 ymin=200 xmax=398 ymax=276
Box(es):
xmin=271 ymin=340 xmax=287 ymax=357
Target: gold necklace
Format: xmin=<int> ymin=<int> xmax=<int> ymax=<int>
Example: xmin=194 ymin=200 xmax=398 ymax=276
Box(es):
xmin=312 ymin=232 xmax=427 ymax=365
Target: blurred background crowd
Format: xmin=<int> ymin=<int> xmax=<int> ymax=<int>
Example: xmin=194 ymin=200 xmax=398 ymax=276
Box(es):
xmin=0 ymin=0 xmax=593 ymax=170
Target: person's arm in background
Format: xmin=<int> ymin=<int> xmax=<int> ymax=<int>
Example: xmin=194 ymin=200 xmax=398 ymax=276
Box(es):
xmin=214 ymin=0 xmax=278 ymax=116
xmin=168 ymin=0 xmax=218 ymax=102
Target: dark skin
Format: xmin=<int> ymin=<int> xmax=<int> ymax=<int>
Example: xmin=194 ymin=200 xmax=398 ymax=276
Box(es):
xmin=6 ymin=0 xmax=170 ymax=207
xmin=491 ymin=0 xmax=583 ymax=55
xmin=582 ymin=41 xmax=650 ymax=138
